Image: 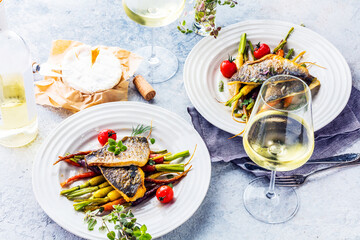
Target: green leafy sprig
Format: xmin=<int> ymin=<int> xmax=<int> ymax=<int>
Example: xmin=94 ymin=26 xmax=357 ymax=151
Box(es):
xmin=108 ymin=138 xmax=127 ymax=155
xmin=85 ymin=205 xmax=152 ymax=240
xmin=177 ymin=20 xmax=193 ymax=34
xmin=131 ymin=125 xmax=152 ymax=137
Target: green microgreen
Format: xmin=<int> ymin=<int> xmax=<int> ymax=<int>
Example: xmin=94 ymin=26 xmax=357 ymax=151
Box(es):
xmin=150 ymin=138 xmax=155 ymax=144
xmin=240 ymin=98 xmax=253 ymax=107
xmin=108 ymin=140 xmax=127 ymax=155
xmin=177 ymin=20 xmax=193 ymax=34
xmin=85 ymin=205 xmax=152 ymax=240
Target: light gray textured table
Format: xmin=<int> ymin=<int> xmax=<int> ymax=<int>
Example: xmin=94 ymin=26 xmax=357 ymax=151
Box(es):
xmin=1 ymin=0 xmax=360 ymax=239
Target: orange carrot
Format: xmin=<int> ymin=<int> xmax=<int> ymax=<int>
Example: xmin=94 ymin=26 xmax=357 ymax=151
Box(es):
xmin=101 ymin=198 xmax=127 ymax=211
xmin=60 ymin=172 xmax=98 ymax=188
xmin=283 ymin=96 xmax=294 ymax=108
xmin=64 ymin=159 xmax=81 ymax=167
xmin=276 ymin=49 xmax=284 ymax=57
xmin=260 ymin=99 xmax=282 ymax=112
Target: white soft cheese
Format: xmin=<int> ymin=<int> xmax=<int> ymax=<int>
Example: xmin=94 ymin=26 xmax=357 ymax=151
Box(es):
xmin=61 ymin=45 xmax=122 ymax=94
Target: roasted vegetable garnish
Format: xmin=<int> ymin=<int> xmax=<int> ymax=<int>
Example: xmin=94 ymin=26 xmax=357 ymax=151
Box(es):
xmin=100 ymin=165 xmax=146 ymax=202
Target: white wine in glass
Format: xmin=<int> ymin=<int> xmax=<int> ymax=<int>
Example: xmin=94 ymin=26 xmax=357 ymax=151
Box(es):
xmin=242 ymin=75 xmax=314 ymax=224
xmin=122 ymin=0 xmax=186 ymax=83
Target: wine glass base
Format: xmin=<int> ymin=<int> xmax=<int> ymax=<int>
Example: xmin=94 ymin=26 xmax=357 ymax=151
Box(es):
xmin=243 ymin=176 xmax=299 ymax=224
xmin=134 ymin=46 xmax=178 ymax=84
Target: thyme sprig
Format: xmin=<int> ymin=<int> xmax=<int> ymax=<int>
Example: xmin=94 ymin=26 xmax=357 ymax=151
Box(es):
xmin=131 ymin=125 xmax=152 ymax=137
xmin=85 ymin=205 xmax=152 ymax=240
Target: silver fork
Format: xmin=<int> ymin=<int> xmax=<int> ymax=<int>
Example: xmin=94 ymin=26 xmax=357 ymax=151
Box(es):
xmin=275 ymin=162 xmax=360 ymax=187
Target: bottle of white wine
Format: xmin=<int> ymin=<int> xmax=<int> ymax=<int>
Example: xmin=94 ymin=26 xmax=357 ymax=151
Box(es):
xmin=0 ymin=1 xmax=38 ymax=147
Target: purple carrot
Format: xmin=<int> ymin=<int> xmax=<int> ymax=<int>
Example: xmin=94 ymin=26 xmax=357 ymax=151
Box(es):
xmin=77 ymin=159 xmax=101 ymax=174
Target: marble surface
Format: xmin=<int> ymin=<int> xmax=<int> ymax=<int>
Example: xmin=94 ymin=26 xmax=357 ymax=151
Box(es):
xmin=1 ymin=0 xmax=360 ymax=239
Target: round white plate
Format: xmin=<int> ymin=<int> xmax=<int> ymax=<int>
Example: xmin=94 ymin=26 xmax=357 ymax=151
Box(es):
xmin=32 ymin=102 xmax=211 ymax=239
xmin=184 ymin=20 xmax=352 ymax=134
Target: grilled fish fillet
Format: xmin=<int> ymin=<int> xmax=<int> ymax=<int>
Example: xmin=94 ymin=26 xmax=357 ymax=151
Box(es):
xmin=100 ymin=165 xmax=146 ymax=202
xmin=86 ymin=136 xmax=150 ymax=167
xmin=229 ymin=54 xmax=315 ymax=85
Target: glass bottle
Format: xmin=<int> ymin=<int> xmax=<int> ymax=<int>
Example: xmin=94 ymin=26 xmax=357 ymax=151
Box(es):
xmin=0 ymin=1 xmax=38 ymax=147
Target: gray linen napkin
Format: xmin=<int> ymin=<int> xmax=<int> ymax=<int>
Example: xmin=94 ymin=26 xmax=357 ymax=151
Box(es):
xmin=188 ymin=87 xmax=360 ymax=176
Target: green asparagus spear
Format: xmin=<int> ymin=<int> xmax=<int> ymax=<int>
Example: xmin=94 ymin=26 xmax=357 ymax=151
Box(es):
xmin=273 ymin=27 xmax=294 ymax=53
xmin=67 ymin=181 xmax=110 ymax=199
xmin=248 ymin=40 xmax=255 ymax=59
xmin=285 ymin=48 xmax=294 ymax=59
xmin=164 ymin=150 xmax=190 ymax=161
xmin=150 ymin=149 xmax=168 ymax=154
xmin=60 ymin=175 xmax=105 ymax=195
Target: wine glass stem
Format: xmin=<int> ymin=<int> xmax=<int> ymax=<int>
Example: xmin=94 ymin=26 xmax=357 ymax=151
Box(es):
xmin=266 ymin=170 xmax=276 ymax=199
xmin=148 ymin=28 xmax=159 ymax=65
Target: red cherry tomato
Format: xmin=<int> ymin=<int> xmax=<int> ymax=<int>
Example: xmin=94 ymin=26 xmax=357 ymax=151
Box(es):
xmin=254 ymin=43 xmax=271 ymax=59
xmin=98 ymin=129 xmax=117 ymax=146
xmin=220 ymin=56 xmax=237 ymax=78
xmin=156 ymin=185 xmax=174 ymax=203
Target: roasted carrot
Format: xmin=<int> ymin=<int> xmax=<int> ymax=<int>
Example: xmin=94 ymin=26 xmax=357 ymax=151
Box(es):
xmin=149 ymin=154 xmax=164 ymax=164
xmin=101 ymin=198 xmax=127 ymax=212
xmin=283 ymin=96 xmax=294 ymax=108
xmin=142 ymin=165 xmax=156 ymax=172
xmin=53 ymin=151 xmax=92 ymax=165
xmin=64 ymin=159 xmax=81 ymax=167
xmin=259 ymin=99 xmax=282 ymax=113
xmin=276 ymin=49 xmax=284 ymax=57
xmin=145 ymin=166 xmax=191 ymax=184
xmin=60 ymin=172 xmax=99 ymax=188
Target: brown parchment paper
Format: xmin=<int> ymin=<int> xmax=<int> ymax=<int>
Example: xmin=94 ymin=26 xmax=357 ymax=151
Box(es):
xmin=34 ymin=40 xmax=142 ymax=112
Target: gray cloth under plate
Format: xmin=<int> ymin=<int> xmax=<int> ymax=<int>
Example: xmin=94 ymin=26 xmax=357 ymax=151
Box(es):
xmin=188 ymin=87 xmax=360 ymax=177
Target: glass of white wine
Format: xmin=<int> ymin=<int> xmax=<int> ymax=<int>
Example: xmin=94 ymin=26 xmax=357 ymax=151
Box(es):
xmin=122 ymin=0 xmax=185 ymax=83
xmin=242 ymin=75 xmax=314 ymax=223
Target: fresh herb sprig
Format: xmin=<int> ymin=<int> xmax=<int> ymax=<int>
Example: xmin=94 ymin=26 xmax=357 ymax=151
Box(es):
xmin=177 ymin=20 xmax=193 ymax=34
xmin=131 ymin=125 xmax=152 ymax=137
xmin=108 ymin=139 xmax=127 ymax=155
xmin=85 ymin=205 xmax=152 ymax=240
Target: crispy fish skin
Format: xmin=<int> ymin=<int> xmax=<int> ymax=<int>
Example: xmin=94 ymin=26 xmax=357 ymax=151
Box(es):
xmin=86 ymin=136 xmax=150 ymax=167
xmin=100 ymin=165 xmax=146 ymax=202
xmin=229 ymin=54 xmax=315 ymax=85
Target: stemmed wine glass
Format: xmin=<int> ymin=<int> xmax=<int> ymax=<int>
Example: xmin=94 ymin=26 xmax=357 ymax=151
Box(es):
xmin=242 ymin=75 xmax=314 ymax=223
xmin=122 ymin=0 xmax=185 ymax=83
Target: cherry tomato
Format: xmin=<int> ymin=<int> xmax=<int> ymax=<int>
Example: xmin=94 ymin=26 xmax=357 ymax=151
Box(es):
xmin=220 ymin=56 xmax=237 ymax=78
xmin=156 ymin=185 xmax=174 ymax=203
xmin=254 ymin=43 xmax=271 ymax=59
xmin=98 ymin=129 xmax=117 ymax=146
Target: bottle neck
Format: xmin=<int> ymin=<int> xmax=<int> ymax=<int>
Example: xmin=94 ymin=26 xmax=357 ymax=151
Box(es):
xmin=0 ymin=1 xmax=8 ymax=31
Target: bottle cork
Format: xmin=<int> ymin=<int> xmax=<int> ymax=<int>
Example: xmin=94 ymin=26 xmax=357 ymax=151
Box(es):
xmin=133 ymin=75 xmax=156 ymax=101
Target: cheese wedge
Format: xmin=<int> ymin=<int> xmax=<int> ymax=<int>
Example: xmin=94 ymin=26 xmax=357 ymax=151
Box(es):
xmin=61 ymin=45 xmax=122 ymax=94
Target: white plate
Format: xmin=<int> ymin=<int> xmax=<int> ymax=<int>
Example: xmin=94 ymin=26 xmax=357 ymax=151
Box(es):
xmin=184 ymin=20 xmax=352 ymax=134
xmin=32 ymin=102 xmax=211 ymax=239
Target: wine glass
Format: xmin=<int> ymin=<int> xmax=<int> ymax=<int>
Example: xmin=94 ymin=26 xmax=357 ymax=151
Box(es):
xmin=122 ymin=0 xmax=185 ymax=83
xmin=242 ymin=75 xmax=314 ymax=223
